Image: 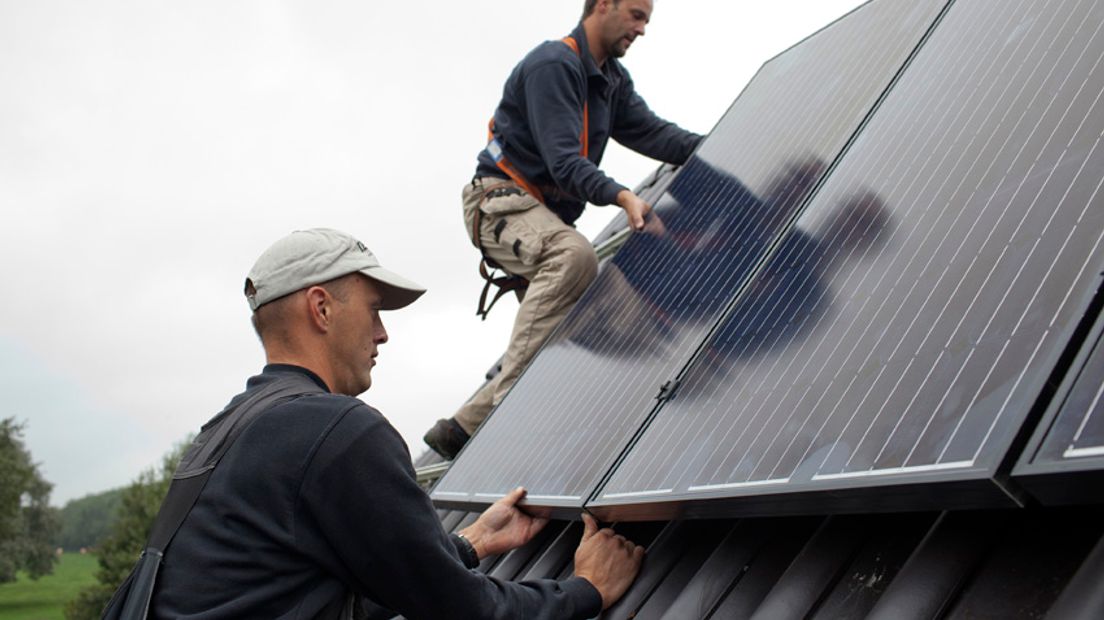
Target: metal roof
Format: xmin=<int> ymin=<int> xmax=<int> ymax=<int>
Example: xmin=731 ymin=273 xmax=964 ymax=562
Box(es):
xmin=418 ymin=445 xmax=1104 ymax=618
xmin=424 ymin=504 xmax=1104 ymax=619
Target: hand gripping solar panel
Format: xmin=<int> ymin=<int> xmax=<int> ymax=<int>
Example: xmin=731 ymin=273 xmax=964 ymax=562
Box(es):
xmin=1014 ymin=299 xmax=1104 ymax=505
xmin=593 ymin=0 xmax=1104 ymax=520
xmin=431 ymin=0 xmax=951 ymax=515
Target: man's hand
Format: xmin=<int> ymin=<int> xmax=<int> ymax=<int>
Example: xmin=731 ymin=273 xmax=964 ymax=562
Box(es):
xmin=573 ymin=513 xmax=645 ymax=610
xmin=459 ymin=487 xmax=548 ymax=559
xmin=617 ymin=189 xmax=652 ymax=232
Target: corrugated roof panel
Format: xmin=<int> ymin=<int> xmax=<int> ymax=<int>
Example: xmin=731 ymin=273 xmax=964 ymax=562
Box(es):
xmin=809 ymin=512 xmax=936 ymax=618
xmin=865 ymin=510 xmax=1001 ymax=619
xmin=1046 ymin=532 xmax=1104 ymax=620
xmin=427 ymin=507 xmax=1103 ymax=619
xmin=941 ymin=507 xmax=1100 ymax=619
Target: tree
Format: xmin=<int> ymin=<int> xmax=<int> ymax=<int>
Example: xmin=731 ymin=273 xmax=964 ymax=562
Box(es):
xmin=65 ymin=439 xmax=188 ymax=620
xmin=0 ymin=417 xmax=60 ymax=583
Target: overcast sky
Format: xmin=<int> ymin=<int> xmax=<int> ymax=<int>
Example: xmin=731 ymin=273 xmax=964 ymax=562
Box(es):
xmin=0 ymin=0 xmax=867 ymax=505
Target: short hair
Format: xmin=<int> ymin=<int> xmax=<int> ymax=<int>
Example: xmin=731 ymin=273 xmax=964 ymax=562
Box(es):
xmin=582 ymin=0 xmax=619 ymax=19
xmin=249 ymin=273 xmax=356 ymax=343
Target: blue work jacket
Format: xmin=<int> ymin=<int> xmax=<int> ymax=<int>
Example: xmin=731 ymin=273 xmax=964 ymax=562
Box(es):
xmin=476 ymin=23 xmax=703 ymax=225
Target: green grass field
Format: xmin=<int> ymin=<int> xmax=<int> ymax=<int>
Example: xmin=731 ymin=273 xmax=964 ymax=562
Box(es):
xmin=0 ymin=554 xmax=98 ymax=620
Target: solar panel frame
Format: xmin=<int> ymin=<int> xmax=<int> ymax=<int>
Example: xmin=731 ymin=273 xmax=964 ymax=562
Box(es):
xmin=591 ymin=0 xmax=1104 ymax=520
xmin=432 ymin=0 xmax=953 ymax=515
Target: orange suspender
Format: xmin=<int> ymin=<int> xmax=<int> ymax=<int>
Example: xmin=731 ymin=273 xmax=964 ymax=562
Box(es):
xmin=486 ymin=121 xmax=547 ymax=203
xmin=486 ymin=36 xmax=589 ymax=204
xmin=559 ymin=36 xmax=590 ymax=158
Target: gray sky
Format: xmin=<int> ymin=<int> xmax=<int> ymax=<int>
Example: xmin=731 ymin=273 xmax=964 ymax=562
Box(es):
xmin=0 ymin=0 xmax=866 ymax=505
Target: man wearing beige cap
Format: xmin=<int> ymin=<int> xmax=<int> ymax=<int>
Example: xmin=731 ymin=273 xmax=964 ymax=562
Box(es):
xmin=142 ymin=228 xmax=642 ymax=619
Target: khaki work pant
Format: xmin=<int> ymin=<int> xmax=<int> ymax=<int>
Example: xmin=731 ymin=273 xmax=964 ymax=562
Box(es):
xmin=453 ymin=177 xmax=599 ymax=434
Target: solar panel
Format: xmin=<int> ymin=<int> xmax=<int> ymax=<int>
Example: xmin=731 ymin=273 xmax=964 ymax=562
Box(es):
xmin=1014 ymin=302 xmax=1104 ymax=504
xmin=432 ymin=0 xmax=950 ymax=513
xmin=593 ymin=0 xmax=1104 ymax=519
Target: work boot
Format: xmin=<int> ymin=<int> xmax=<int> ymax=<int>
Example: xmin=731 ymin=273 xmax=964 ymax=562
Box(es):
xmin=424 ymin=418 xmax=470 ymax=460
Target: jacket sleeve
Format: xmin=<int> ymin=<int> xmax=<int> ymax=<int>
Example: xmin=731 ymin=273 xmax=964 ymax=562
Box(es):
xmin=298 ymin=404 xmax=603 ymax=620
xmin=612 ymin=74 xmax=704 ymax=165
xmin=525 ymin=59 xmax=627 ymax=206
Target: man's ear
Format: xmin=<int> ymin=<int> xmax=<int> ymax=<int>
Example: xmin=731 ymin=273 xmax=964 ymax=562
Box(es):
xmin=305 ymin=286 xmax=332 ymax=332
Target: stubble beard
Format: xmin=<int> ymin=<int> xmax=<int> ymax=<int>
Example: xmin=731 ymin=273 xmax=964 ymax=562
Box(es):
xmin=609 ymin=39 xmax=630 ymax=58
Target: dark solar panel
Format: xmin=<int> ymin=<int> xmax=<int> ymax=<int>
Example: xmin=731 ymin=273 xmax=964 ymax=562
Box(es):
xmin=594 ymin=0 xmax=1104 ymax=517
xmin=1014 ymin=303 xmax=1104 ymax=502
xmin=432 ymin=0 xmax=950 ymax=511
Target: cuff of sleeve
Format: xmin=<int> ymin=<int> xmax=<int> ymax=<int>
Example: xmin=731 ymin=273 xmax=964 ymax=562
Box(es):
xmin=562 ymin=576 xmax=603 ymax=617
xmin=597 ymin=181 xmax=628 ymax=207
xmin=451 ymin=533 xmax=480 ymax=569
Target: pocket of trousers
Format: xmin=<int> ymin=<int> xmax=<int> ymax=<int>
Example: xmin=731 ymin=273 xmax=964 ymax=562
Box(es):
xmin=482 ymin=210 xmax=544 ymax=267
xmin=477 ymin=186 xmax=545 ymax=266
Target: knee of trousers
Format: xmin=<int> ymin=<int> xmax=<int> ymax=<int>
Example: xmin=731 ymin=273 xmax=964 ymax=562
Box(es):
xmin=546 ymin=232 xmax=598 ymax=297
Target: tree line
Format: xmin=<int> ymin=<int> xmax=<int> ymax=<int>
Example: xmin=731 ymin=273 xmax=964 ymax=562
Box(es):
xmin=65 ymin=442 xmax=185 ymax=619
xmin=57 ymin=488 xmax=124 ymax=552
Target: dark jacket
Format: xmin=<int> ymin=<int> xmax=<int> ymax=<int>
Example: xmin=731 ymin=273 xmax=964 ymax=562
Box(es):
xmin=152 ymin=365 xmax=601 ymax=619
xmin=477 ymin=23 xmax=703 ymax=225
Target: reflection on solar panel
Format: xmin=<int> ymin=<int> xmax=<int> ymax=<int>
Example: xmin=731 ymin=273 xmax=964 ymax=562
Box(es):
xmin=594 ymin=0 xmax=1104 ymax=518
xmin=432 ymin=0 xmax=950 ymax=511
xmin=1014 ymin=302 xmax=1104 ymax=503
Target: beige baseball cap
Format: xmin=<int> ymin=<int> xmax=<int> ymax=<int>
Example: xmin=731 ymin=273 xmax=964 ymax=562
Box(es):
xmin=245 ymin=228 xmax=426 ymax=311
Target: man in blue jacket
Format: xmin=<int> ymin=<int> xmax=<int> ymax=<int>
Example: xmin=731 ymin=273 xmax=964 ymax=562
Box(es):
xmin=425 ymin=0 xmax=704 ymax=458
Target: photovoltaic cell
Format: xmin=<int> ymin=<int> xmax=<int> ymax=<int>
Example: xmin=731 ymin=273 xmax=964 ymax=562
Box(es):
xmin=595 ymin=0 xmax=1104 ymax=516
xmin=432 ymin=0 xmax=949 ymax=511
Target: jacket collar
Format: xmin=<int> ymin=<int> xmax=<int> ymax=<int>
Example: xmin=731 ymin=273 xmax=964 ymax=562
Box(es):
xmin=262 ymin=363 xmax=331 ymax=393
xmin=570 ymin=23 xmax=613 ymax=85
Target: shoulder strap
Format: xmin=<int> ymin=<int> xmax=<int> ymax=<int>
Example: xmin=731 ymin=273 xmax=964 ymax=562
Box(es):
xmin=484 ymin=36 xmax=590 ymax=204
xmin=114 ymin=372 xmax=325 ymax=619
xmin=560 ymin=36 xmax=589 ymax=158
xmin=149 ymin=371 xmax=326 ymax=550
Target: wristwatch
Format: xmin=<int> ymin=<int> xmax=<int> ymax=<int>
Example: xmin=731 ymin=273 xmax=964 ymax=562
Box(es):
xmin=453 ymin=533 xmax=480 ymax=568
